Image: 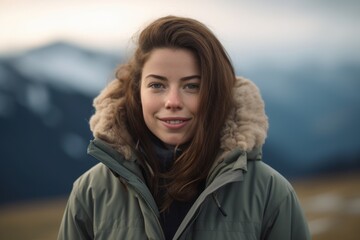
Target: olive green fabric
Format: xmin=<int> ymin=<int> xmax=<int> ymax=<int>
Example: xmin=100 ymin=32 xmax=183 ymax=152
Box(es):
xmin=58 ymin=139 xmax=310 ymax=240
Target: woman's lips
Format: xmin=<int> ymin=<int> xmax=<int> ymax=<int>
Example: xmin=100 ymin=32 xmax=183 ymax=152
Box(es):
xmin=159 ymin=117 xmax=191 ymax=129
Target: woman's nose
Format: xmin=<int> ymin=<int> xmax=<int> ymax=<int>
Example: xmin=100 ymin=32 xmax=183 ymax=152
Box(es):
xmin=165 ymin=89 xmax=183 ymax=110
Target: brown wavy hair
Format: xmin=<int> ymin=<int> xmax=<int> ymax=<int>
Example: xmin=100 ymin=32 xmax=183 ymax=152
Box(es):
xmin=116 ymin=16 xmax=236 ymax=211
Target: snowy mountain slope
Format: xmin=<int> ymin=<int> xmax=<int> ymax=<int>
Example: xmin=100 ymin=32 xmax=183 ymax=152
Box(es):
xmin=0 ymin=42 xmax=359 ymax=204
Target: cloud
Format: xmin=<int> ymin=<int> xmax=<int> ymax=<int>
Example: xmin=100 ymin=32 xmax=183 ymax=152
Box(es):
xmin=0 ymin=0 xmax=358 ymax=58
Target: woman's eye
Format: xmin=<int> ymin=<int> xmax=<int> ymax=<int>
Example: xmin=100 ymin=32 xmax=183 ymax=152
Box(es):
xmin=185 ymin=83 xmax=200 ymax=91
xmin=149 ymin=83 xmax=164 ymax=89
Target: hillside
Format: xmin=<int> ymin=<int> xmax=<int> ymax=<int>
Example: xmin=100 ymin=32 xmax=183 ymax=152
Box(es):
xmin=1 ymin=42 xmax=359 ymax=205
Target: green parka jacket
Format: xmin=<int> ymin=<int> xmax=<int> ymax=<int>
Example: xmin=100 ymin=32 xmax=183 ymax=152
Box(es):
xmin=58 ymin=77 xmax=311 ymax=239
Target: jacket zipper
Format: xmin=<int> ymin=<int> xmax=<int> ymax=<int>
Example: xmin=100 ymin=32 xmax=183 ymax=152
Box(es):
xmin=173 ymin=170 xmax=243 ymax=239
xmin=89 ymin=140 xmax=244 ymax=239
xmin=130 ymin=181 xmax=166 ymax=240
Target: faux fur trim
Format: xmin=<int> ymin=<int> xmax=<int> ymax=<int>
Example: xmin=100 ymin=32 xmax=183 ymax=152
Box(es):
xmin=89 ymin=77 xmax=268 ymax=159
xmin=89 ymin=79 xmax=134 ymax=159
xmin=220 ymin=77 xmax=268 ymax=153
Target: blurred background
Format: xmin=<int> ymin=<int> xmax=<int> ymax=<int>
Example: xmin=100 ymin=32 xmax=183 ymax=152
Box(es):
xmin=0 ymin=0 xmax=359 ymax=239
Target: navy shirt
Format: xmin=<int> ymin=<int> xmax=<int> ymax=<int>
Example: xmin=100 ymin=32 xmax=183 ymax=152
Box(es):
xmin=152 ymin=137 xmax=202 ymax=240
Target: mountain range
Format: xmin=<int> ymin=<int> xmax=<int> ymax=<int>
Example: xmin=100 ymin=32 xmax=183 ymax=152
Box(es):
xmin=0 ymin=42 xmax=359 ymax=205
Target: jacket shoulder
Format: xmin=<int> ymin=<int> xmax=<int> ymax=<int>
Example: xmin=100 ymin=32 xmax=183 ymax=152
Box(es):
xmin=58 ymin=164 xmax=112 ymax=239
xmin=73 ymin=163 xmax=114 ymax=191
xmin=71 ymin=163 xmax=130 ymax=205
xmin=58 ymin=164 xmax=150 ymax=239
xmin=246 ymin=160 xmax=294 ymax=193
xmin=245 ymin=161 xmax=310 ymax=239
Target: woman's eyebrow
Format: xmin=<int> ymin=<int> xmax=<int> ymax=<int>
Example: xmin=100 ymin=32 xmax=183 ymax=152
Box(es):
xmin=145 ymin=74 xmax=201 ymax=81
xmin=180 ymin=75 xmax=201 ymax=81
xmin=145 ymin=74 xmax=167 ymax=81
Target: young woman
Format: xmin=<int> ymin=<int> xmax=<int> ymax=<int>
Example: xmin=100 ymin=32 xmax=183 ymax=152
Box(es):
xmin=58 ymin=16 xmax=310 ymax=239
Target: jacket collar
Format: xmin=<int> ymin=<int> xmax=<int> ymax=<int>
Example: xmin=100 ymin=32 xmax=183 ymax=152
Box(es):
xmin=89 ymin=77 xmax=268 ymax=163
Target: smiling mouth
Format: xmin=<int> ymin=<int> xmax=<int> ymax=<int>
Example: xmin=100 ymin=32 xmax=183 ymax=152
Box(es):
xmin=165 ymin=120 xmax=185 ymax=124
xmin=159 ymin=117 xmax=191 ymax=126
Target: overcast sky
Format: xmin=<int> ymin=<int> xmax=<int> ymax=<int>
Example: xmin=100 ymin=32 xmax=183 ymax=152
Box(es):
xmin=0 ymin=0 xmax=359 ymax=64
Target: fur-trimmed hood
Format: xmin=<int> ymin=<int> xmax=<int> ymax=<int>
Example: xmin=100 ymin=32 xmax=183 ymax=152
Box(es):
xmin=89 ymin=77 xmax=268 ymax=160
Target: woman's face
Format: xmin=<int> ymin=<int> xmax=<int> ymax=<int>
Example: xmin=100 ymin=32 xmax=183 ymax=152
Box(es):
xmin=140 ymin=48 xmax=201 ymax=146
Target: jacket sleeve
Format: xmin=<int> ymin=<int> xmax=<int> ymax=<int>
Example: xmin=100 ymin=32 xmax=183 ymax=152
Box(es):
xmin=261 ymin=189 xmax=311 ymax=240
xmin=57 ymin=181 xmax=94 ymax=240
